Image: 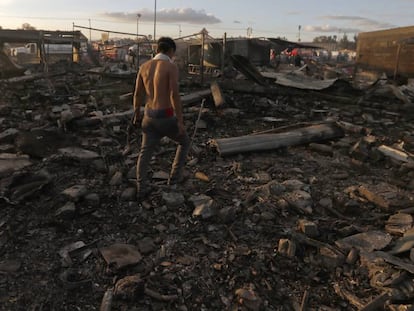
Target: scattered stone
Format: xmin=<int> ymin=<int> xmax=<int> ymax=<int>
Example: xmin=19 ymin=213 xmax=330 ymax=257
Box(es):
xmin=154 ymin=224 xmax=168 ymax=232
xmin=55 ymin=202 xmax=76 ymax=220
xmin=281 ymin=179 xmax=306 ymax=191
xmin=335 ymin=231 xmax=392 ymax=253
xmin=91 ymin=159 xmax=106 ymax=173
xmin=137 ymin=237 xmax=156 ymax=254
xmin=0 ymin=153 xmax=32 ymax=178
xmin=58 ymin=147 xmax=100 ymax=161
xmin=319 ymin=197 xmax=333 ymax=209
xmin=267 ymin=181 xmax=286 ymax=196
xmin=99 ymin=244 xmax=142 ymax=270
xmin=218 ymin=206 xmax=238 ymax=223
xmin=283 ymin=190 xmax=313 ymax=214
xmin=254 ymin=171 xmax=271 ymax=183
xmin=109 ymin=171 xmax=123 ymax=186
xmin=235 ymin=287 xmax=262 ymax=311
xmin=84 ymin=193 xmax=100 ymax=207
xmin=0 ymin=260 xmax=21 ymax=273
xmin=298 ymin=219 xmax=319 ymax=237
xmin=127 ymin=166 xmax=136 ymax=179
xmin=187 ymin=158 xmax=198 ymax=166
xmin=190 ymin=194 xmax=217 ymax=219
xmin=152 ymin=170 xmax=170 ymax=180
xmin=121 ymin=187 xmax=136 ymax=201
xmin=0 ymin=128 xmax=18 ymax=143
xmin=162 ymin=192 xmax=185 ymax=207
xmin=320 ymin=246 xmax=345 ymax=268
xmin=260 ymin=211 xmax=275 ymax=221
xmin=58 ymin=241 xmax=92 ymax=266
xmin=114 ymin=275 xmax=145 ymax=300
xmin=62 ymin=185 xmax=87 ymax=202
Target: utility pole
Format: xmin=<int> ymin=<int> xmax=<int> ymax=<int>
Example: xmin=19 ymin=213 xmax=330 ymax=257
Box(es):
xmin=298 ymin=25 xmax=301 ymax=42
xmin=153 ymin=0 xmax=157 ymax=42
xmin=179 ymin=24 xmax=182 ymax=38
xmin=136 ymin=13 xmax=141 ymax=40
xmin=137 ymin=13 xmax=141 ymax=68
xmin=88 ymin=19 xmax=92 ymax=43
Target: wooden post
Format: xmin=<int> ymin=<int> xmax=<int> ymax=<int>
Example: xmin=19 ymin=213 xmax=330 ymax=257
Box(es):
xmin=71 ymin=23 xmax=75 ymax=63
xmin=221 ymin=32 xmax=227 ymax=74
xmin=394 ymin=44 xmax=402 ymax=81
xmin=200 ymin=30 xmax=205 ymax=84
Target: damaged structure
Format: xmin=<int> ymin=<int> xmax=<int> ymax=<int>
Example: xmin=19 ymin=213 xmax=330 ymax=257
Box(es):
xmin=357 ymin=26 xmax=414 ymax=78
xmin=2 ymin=23 xmax=414 ymax=311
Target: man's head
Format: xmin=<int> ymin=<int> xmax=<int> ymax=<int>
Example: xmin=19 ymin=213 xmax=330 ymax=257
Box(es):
xmin=156 ymin=37 xmax=176 ymax=57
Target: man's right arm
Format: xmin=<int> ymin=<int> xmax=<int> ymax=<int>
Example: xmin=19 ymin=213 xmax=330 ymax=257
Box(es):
xmin=133 ymin=70 xmax=145 ymax=124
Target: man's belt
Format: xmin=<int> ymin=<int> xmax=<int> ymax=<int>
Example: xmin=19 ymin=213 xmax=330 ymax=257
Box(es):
xmin=145 ymin=107 xmax=174 ymax=118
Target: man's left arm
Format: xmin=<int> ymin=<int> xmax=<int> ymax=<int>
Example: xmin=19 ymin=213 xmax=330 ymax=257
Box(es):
xmin=169 ymin=65 xmax=185 ymax=135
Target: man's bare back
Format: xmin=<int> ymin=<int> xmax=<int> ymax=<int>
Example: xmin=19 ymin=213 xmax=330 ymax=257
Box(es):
xmin=138 ymin=59 xmax=177 ymax=110
xmin=133 ymin=55 xmax=184 ymax=134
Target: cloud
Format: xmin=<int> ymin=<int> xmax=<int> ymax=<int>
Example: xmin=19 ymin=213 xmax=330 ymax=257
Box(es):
xmin=304 ymin=25 xmax=361 ymax=33
xmin=304 ymin=15 xmax=396 ymax=34
xmin=101 ymin=8 xmax=221 ymax=25
xmin=0 ymin=0 xmax=13 ymax=5
xmin=286 ymin=11 xmax=301 ymax=15
xmin=233 ymin=20 xmax=241 ymax=24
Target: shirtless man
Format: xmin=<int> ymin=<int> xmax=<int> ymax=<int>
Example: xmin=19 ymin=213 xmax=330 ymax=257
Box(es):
xmin=133 ymin=37 xmax=189 ymax=199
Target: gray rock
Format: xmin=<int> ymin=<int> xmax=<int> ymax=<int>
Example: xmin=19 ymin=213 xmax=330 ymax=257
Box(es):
xmin=0 ymin=128 xmax=18 ymax=144
xmin=58 ymin=147 xmax=99 ymax=161
xmin=218 ymin=206 xmax=238 ymax=223
xmin=55 ymin=202 xmax=76 ymax=220
xmin=137 ymin=237 xmax=156 ymax=254
xmin=127 ymin=166 xmax=136 ymax=179
xmin=282 ymin=179 xmax=306 ymax=191
xmin=62 ymin=185 xmax=87 ymax=202
xmin=319 ymin=197 xmax=333 ymax=209
xmin=261 ymin=211 xmax=275 ymax=221
xmin=85 ymin=193 xmax=100 ymax=207
xmin=268 ymin=181 xmax=286 ymax=196
xmin=109 ymin=171 xmax=123 ymax=186
xmin=162 ymin=192 xmax=185 ymax=207
xmin=283 ymin=190 xmax=313 ymax=214
xmin=335 ymin=231 xmax=392 ymax=253
xmin=92 ymin=159 xmax=106 ymax=172
xmin=0 ymin=153 xmax=32 ymax=178
xmin=152 ymin=171 xmax=170 ymax=180
xmin=121 ymin=187 xmax=137 ymax=201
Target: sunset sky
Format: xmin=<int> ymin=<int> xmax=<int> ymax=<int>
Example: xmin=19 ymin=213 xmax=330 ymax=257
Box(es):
xmin=1 ymin=0 xmax=413 ymax=41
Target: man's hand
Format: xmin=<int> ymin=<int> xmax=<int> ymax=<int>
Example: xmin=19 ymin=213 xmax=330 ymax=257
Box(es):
xmin=132 ymin=109 xmax=141 ymax=127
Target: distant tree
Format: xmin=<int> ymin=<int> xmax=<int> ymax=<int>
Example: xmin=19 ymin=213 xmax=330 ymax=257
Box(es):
xmin=276 ymin=36 xmax=289 ymax=41
xmin=20 ymin=23 xmax=36 ymax=30
xmin=312 ymin=35 xmax=337 ymax=43
xmin=338 ymin=33 xmax=350 ymax=49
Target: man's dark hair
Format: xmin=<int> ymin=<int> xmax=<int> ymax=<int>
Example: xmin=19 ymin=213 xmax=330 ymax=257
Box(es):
xmin=157 ymin=37 xmax=176 ymax=53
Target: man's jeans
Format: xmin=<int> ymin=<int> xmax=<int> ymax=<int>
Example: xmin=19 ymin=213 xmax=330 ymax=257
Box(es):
xmin=136 ymin=115 xmax=190 ymax=194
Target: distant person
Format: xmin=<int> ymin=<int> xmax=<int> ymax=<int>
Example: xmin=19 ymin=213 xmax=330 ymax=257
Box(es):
xmin=133 ymin=37 xmax=189 ymax=200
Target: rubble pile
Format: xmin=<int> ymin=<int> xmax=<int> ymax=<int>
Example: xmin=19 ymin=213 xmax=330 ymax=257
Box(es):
xmin=1 ymin=64 xmax=414 ymax=310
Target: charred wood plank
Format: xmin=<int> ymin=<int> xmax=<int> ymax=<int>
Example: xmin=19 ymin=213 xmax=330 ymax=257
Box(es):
xmin=211 ymin=123 xmax=344 ymax=156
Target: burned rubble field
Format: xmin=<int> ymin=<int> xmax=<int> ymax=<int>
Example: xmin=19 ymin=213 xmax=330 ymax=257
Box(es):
xmin=1 ymin=68 xmax=414 ymax=311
